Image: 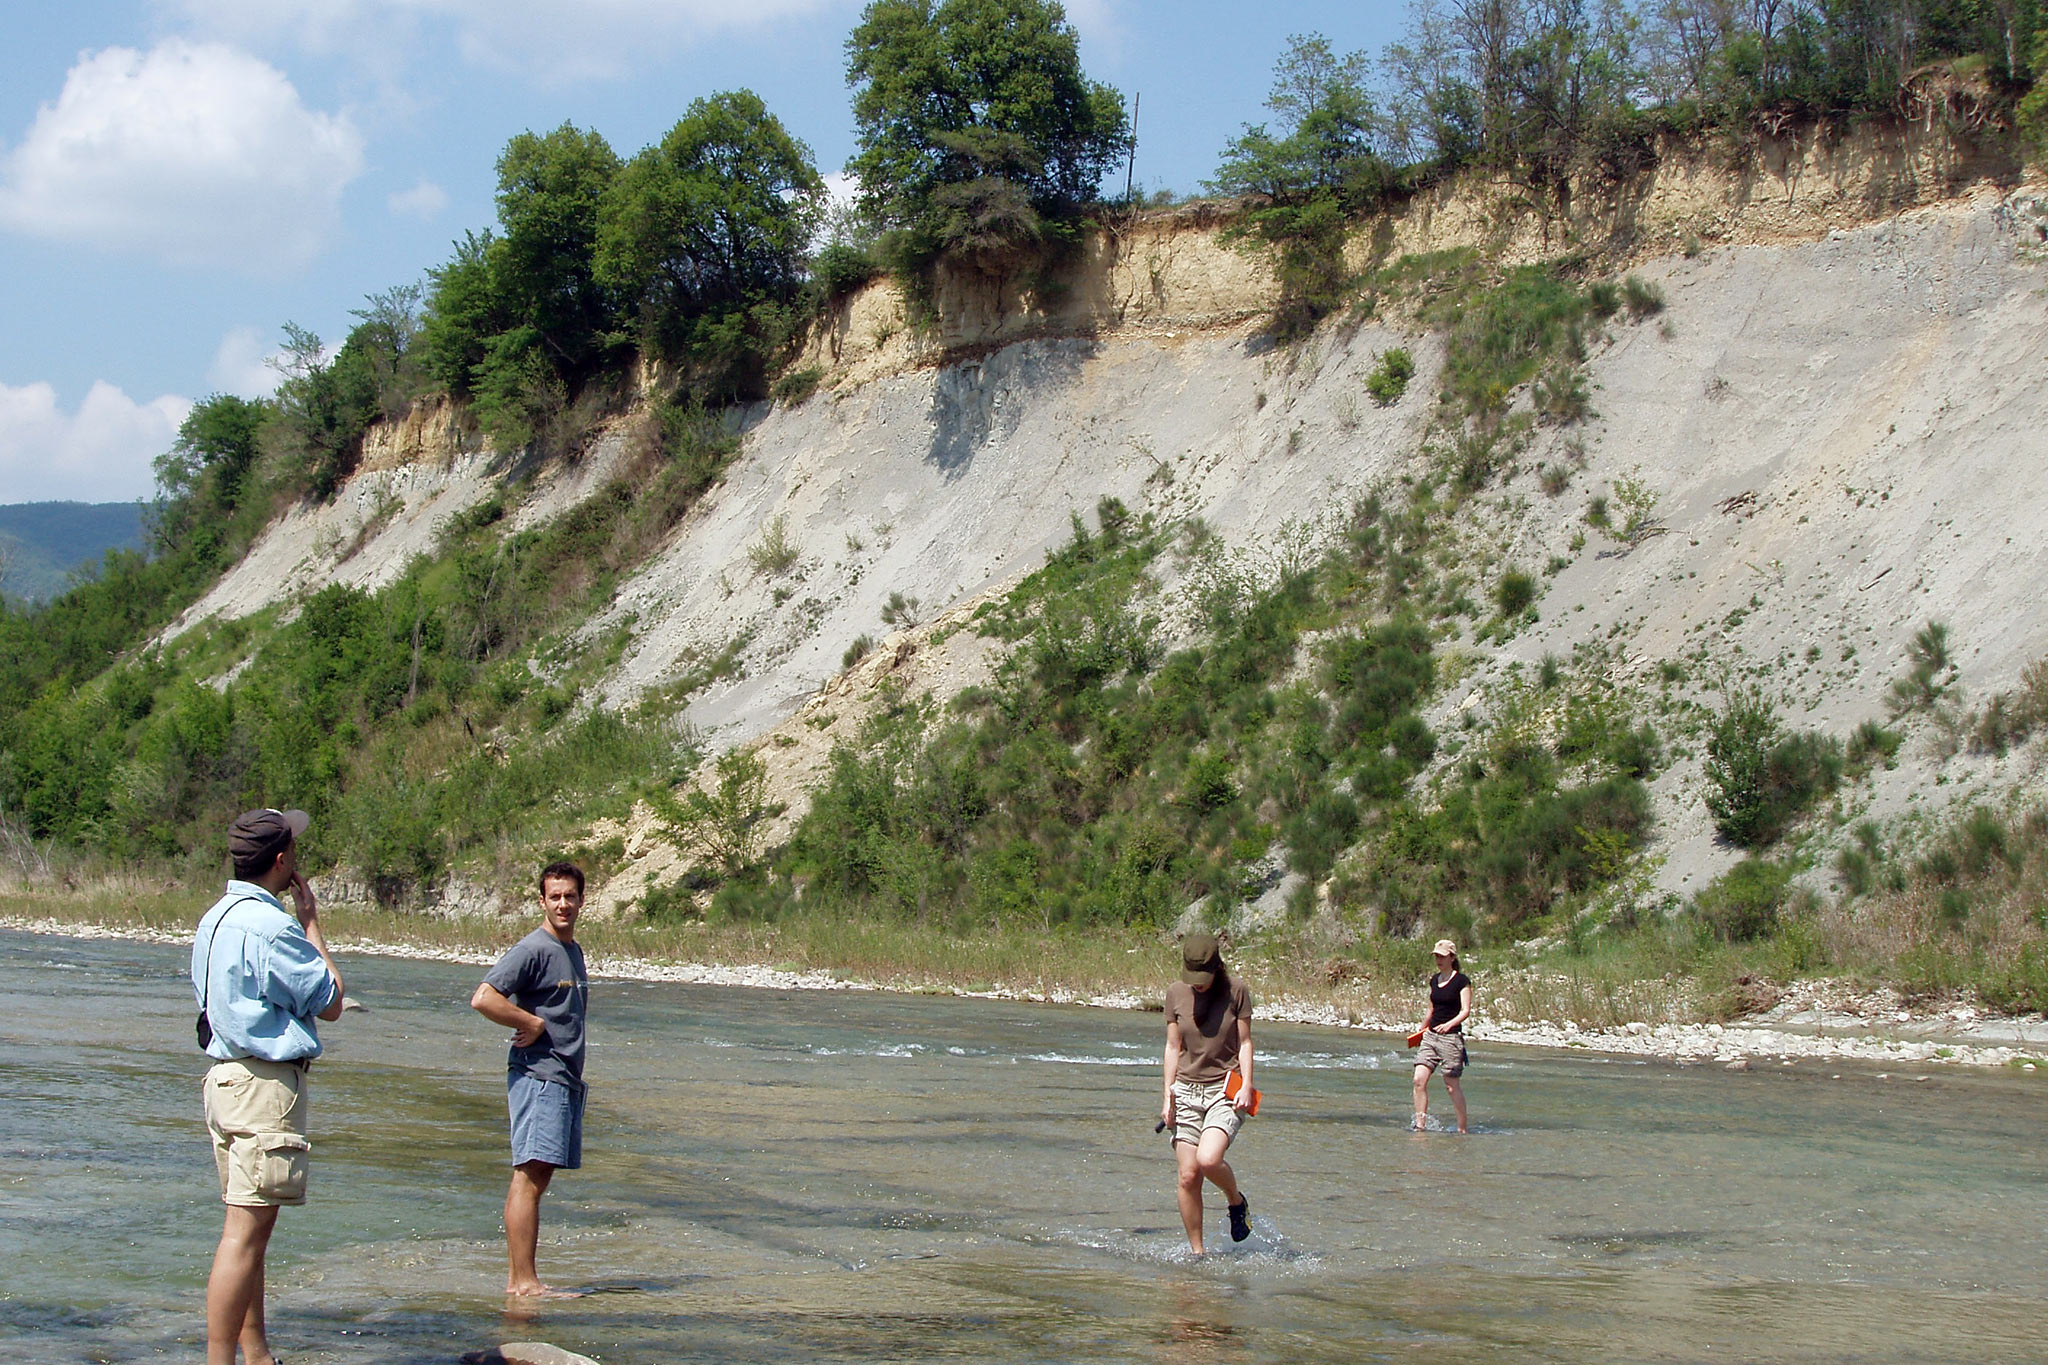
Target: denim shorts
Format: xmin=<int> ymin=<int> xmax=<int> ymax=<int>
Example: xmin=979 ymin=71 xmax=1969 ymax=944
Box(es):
xmin=508 ymin=1071 xmax=584 ymax=1169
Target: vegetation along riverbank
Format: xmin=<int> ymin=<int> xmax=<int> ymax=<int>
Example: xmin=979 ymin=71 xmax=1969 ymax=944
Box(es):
xmin=8 ymin=879 xmax=2043 ymax=1070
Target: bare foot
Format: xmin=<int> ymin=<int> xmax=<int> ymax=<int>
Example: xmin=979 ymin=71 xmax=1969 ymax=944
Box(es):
xmin=507 ymin=1281 xmax=583 ymax=1299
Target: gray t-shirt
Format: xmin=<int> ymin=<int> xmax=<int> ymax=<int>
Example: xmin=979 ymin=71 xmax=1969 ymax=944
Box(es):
xmin=484 ymin=927 xmax=589 ymax=1090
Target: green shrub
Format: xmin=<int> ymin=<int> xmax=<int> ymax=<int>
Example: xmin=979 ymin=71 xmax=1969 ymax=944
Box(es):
xmin=1533 ymin=362 xmax=1591 ymax=424
xmin=880 ymin=592 xmax=923 ymax=627
xmin=1968 ymin=662 xmax=2048 ymax=755
xmin=1834 ymin=843 xmax=1873 ymax=896
xmin=1494 ymin=567 xmax=1537 ymax=617
xmin=1181 ymin=749 xmax=1238 ymax=813
xmin=649 ymin=747 xmax=782 ymax=878
xmin=810 ymin=242 xmax=880 ymax=301
xmin=1365 ymin=348 xmax=1416 ymax=406
xmin=1620 ymin=275 xmax=1666 ymax=319
xmin=1846 ymin=719 xmax=1902 ymax=770
xmin=1605 ymin=722 xmax=1664 ymax=780
xmin=771 ymin=365 xmax=824 ymax=404
xmin=1704 ymin=691 xmax=1779 ymax=845
xmin=1695 ymin=857 xmax=1794 ymax=941
xmin=641 ymin=874 xmax=704 ymax=922
xmin=1704 ymin=693 xmax=1842 ymax=848
xmin=1888 ymin=619 xmax=1952 ymax=714
xmin=1978 ymin=943 xmax=2048 ymax=1014
xmin=1283 ymin=790 xmax=1360 ymax=879
xmin=747 ymin=515 xmax=800 ymax=576
xmin=1434 ymin=265 xmax=1590 ymax=423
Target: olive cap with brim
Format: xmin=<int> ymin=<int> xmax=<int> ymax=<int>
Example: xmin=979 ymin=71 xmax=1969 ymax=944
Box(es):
xmin=1181 ymin=929 xmax=1223 ymax=988
xmin=229 ymin=808 xmax=309 ymax=866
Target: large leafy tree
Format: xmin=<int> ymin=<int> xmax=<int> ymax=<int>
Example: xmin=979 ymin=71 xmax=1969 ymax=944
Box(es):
xmin=845 ymin=0 xmax=1129 ymax=261
xmin=493 ymin=123 xmax=623 ymax=382
xmin=596 ymin=91 xmax=825 ymax=393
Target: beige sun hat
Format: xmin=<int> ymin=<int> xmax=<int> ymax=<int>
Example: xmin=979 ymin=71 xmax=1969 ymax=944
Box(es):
xmin=1432 ymin=939 xmax=1458 ymax=957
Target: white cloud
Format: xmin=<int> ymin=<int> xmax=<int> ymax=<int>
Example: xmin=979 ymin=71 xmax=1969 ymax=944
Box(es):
xmin=1061 ymin=0 xmax=1125 ymax=61
xmin=0 ymin=381 xmax=191 ymax=504
xmin=0 ymin=40 xmax=364 ymax=275
xmin=387 ymin=177 xmax=449 ymax=221
xmin=207 ymin=328 xmax=286 ymax=400
xmin=164 ymin=0 xmax=845 ymax=83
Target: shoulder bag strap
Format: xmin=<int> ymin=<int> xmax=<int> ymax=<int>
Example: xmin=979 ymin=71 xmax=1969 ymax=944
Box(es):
xmin=197 ymin=894 xmax=264 ymax=1030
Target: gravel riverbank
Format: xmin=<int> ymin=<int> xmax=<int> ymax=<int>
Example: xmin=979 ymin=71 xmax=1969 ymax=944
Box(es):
xmin=9 ymin=914 xmax=2042 ymax=1070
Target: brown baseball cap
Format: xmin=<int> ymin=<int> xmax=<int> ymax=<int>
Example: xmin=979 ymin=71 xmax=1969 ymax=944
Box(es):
xmin=228 ymin=808 xmax=309 ymax=866
xmin=1181 ymin=930 xmax=1222 ymax=989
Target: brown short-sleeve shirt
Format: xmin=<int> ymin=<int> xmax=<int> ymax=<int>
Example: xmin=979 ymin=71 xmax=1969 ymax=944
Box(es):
xmin=1165 ymin=975 xmax=1252 ymax=1084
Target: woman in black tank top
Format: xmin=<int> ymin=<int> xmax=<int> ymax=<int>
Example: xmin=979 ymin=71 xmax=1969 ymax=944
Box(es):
xmin=1411 ymin=939 xmax=1472 ymax=1132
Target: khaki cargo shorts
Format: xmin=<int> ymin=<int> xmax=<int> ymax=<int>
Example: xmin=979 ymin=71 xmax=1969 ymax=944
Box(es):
xmin=1171 ymin=1078 xmax=1244 ymax=1147
xmin=203 ymin=1058 xmax=311 ymax=1206
xmin=1417 ymin=1029 xmax=1468 ymax=1077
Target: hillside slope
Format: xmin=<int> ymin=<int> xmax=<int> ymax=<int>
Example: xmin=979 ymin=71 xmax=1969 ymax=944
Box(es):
xmin=157 ymin=130 xmax=2048 ymax=923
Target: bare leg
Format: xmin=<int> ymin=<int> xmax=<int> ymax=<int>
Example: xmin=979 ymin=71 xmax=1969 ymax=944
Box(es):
xmin=207 ymin=1204 xmax=279 ymax=1365
xmin=1445 ymin=1072 xmax=1468 ymax=1133
xmin=504 ymin=1160 xmax=560 ymax=1296
xmin=1411 ymin=1062 xmax=1432 ymax=1130
xmin=1174 ymin=1141 xmax=1206 ymax=1255
xmin=238 ymin=1287 xmax=270 ymax=1365
xmin=1195 ymin=1127 xmax=1241 ymax=1209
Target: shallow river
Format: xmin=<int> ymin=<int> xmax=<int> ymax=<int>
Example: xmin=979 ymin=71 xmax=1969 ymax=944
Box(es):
xmin=2 ymin=927 xmax=2043 ymax=1364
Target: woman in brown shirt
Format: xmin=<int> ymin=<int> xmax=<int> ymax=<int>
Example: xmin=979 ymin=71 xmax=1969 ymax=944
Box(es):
xmin=1159 ymin=930 xmax=1254 ymax=1255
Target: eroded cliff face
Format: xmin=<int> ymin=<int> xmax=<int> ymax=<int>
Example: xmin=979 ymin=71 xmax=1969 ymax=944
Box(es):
xmin=790 ymin=121 xmax=2026 ymax=392
xmin=163 ymin=123 xmax=2048 ymax=915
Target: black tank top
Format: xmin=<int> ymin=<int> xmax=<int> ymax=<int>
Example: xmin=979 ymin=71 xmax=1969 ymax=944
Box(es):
xmin=1427 ymin=971 xmax=1469 ymax=1031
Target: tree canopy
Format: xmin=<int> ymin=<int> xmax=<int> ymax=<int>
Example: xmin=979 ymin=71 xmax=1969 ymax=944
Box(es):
xmin=596 ymin=91 xmax=826 ymax=389
xmin=494 ymin=123 xmax=624 ymax=384
xmin=1211 ymin=34 xmax=1389 ymax=202
xmin=845 ymin=0 xmax=1129 ymax=263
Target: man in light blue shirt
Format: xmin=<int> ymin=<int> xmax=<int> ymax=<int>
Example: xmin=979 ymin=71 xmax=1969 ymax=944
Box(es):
xmin=190 ymin=808 xmax=344 ymax=1365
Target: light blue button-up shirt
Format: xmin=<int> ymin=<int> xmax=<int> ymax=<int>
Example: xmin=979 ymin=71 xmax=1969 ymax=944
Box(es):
xmin=190 ymin=881 xmax=338 ymax=1062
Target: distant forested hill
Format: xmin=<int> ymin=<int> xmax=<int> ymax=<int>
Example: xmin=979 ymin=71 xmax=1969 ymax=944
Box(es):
xmin=0 ymin=501 xmax=148 ymax=603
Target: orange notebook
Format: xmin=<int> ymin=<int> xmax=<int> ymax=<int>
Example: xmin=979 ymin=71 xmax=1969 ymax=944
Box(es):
xmin=1224 ymin=1069 xmax=1262 ymax=1116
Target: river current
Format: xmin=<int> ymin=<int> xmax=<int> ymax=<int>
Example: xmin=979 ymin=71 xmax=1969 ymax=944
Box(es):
xmin=1 ymin=926 xmax=2042 ymax=1363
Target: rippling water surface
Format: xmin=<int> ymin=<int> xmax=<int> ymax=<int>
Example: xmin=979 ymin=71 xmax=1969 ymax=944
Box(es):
xmin=2 ymin=926 xmax=2043 ymax=1363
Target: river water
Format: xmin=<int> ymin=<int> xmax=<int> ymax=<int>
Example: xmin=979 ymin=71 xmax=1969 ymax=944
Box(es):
xmin=2 ymin=926 xmax=2042 ymax=1364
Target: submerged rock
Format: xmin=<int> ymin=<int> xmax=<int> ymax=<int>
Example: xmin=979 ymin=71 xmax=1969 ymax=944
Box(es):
xmin=462 ymin=1345 xmax=599 ymax=1365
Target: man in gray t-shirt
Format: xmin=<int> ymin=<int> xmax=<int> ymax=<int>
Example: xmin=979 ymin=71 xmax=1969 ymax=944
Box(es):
xmin=471 ymin=862 xmax=589 ymax=1297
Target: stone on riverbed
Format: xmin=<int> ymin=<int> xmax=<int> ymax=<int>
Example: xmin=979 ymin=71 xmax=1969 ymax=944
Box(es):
xmin=462 ymin=1344 xmax=599 ymax=1365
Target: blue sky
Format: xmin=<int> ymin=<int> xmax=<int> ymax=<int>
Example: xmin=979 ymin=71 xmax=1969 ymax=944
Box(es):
xmin=0 ymin=1 xmax=1405 ymax=505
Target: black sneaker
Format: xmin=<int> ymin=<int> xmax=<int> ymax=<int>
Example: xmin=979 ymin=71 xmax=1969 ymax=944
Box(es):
xmin=1227 ymin=1197 xmax=1250 ymax=1242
